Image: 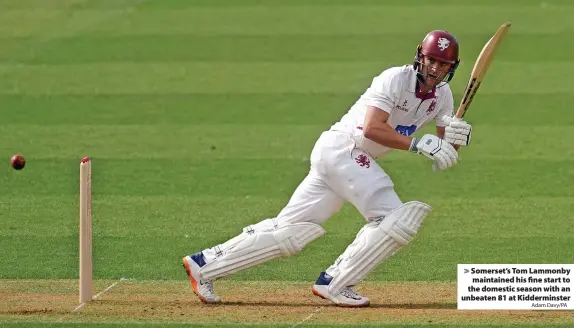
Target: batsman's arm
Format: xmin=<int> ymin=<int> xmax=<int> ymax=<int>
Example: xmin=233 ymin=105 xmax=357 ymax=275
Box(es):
xmin=363 ymin=106 xmax=413 ymax=151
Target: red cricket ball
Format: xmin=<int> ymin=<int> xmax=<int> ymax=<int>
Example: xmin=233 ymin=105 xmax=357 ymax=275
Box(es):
xmin=10 ymin=154 xmax=25 ymax=170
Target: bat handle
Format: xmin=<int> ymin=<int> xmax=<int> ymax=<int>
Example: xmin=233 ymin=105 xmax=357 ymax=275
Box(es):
xmin=454 ymin=107 xmax=465 ymax=119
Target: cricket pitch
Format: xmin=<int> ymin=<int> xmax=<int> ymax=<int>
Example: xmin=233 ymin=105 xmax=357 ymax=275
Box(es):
xmin=1 ymin=279 xmax=573 ymax=326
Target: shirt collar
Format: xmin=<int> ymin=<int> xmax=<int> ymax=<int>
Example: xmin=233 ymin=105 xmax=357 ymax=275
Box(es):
xmin=407 ymin=66 xmax=417 ymax=93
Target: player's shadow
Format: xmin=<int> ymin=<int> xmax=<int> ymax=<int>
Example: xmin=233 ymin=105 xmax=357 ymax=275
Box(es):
xmin=219 ymin=301 xmax=457 ymax=309
xmin=371 ymin=302 xmax=457 ymax=309
xmin=219 ymin=301 xmax=321 ymax=307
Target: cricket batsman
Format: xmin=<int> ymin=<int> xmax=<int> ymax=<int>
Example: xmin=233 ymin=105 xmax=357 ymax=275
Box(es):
xmin=182 ymin=30 xmax=473 ymax=307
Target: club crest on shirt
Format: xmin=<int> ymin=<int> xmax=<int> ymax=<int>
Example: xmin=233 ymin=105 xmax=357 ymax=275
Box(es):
xmin=426 ymin=100 xmax=437 ymax=115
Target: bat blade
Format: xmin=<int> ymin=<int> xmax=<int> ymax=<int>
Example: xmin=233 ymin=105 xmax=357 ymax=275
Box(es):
xmin=455 ymin=23 xmax=511 ymax=118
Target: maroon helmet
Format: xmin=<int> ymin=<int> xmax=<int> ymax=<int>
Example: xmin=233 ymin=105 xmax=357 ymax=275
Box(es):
xmin=413 ymin=30 xmax=460 ymax=83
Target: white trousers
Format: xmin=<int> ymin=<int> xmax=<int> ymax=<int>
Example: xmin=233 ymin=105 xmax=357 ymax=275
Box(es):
xmin=202 ymin=131 xmax=403 ymax=269
xmin=277 ymin=131 xmax=402 ymax=225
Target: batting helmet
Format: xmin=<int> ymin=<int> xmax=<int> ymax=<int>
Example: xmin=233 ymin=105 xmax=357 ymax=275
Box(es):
xmin=413 ymin=30 xmax=460 ymax=83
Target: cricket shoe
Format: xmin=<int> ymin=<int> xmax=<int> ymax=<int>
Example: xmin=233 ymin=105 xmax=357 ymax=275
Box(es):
xmin=312 ymin=272 xmax=370 ymax=307
xmin=182 ymin=252 xmax=221 ymax=304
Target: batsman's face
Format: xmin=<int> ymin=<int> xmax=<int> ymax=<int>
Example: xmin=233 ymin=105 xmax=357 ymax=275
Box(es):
xmin=421 ymin=55 xmax=452 ymax=86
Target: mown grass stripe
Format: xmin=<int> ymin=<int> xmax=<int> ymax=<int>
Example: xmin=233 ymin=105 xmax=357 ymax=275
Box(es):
xmin=1 ymin=125 xmax=573 ymax=161
xmin=0 ymin=62 xmax=571 ymax=94
xmin=0 ymin=94 xmax=572 ymax=125
xmin=0 ymin=34 xmax=568 ymax=63
xmin=0 ymin=6 xmax=572 ymax=38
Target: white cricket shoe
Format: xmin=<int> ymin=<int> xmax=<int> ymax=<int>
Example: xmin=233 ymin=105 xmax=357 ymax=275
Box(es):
xmin=312 ymin=272 xmax=370 ymax=307
xmin=182 ymin=252 xmax=221 ymax=304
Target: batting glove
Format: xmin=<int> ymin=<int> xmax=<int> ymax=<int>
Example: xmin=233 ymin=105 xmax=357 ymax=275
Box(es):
xmin=443 ymin=115 xmax=472 ymax=146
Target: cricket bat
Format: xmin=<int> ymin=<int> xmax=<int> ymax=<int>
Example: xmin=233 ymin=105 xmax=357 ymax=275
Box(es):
xmin=455 ymin=22 xmax=511 ymax=119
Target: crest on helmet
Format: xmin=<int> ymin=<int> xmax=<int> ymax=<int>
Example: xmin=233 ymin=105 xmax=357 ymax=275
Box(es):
xmin=437 ymin=37 xmax=450 ymax=51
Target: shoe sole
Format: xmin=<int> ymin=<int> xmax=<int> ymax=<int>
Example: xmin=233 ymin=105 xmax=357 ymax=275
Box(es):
xmin=312 ymin=287 xmax=370 ymax=308
xmin=182 ymin=256 xmax=220 ymax=304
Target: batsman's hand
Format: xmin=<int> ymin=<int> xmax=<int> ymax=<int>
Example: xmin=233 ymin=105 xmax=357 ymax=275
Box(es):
xmin=410 ymin=134 xmax=458 ymax=171
xmin=443 ymin=116 xmax=472 ymax=146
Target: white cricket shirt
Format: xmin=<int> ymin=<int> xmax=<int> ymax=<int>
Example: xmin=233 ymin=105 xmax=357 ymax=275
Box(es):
xmin=330 ymin=65 xmax=455 ymax=159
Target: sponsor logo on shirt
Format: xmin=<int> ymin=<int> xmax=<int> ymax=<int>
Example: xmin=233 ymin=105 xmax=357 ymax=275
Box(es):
xmin=395 ymin=100 xmax=409 ymax=112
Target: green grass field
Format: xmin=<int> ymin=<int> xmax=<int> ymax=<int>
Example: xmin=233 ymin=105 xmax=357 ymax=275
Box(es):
xmin=1 ymin=0 xmax=574 ymax=327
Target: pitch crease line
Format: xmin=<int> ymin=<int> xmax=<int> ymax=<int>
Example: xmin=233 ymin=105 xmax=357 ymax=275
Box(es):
xmin=290 ymin=306 xmax=324 ymax=327
xmin=71 ymin=277 xmax=128 ymax=313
